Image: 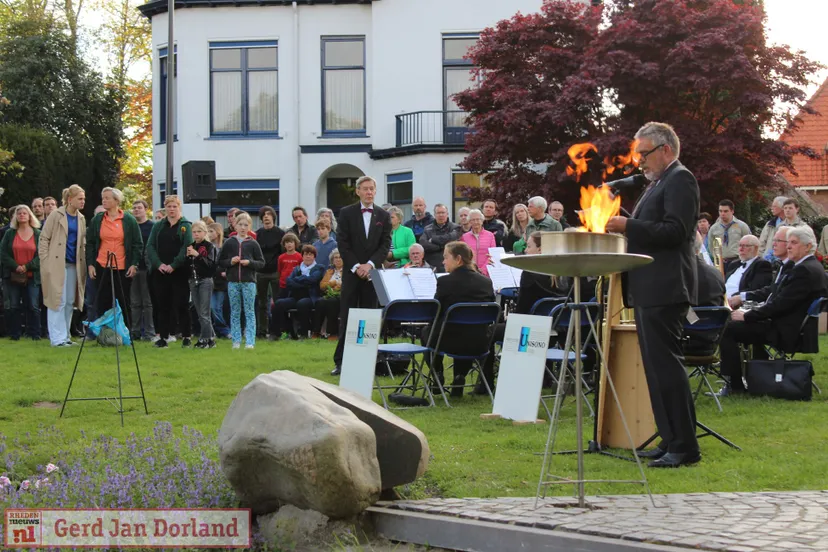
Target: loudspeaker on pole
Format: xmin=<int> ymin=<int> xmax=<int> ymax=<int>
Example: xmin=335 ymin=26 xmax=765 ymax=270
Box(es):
xmin=182 ymin=160 xmax=217 ymax=204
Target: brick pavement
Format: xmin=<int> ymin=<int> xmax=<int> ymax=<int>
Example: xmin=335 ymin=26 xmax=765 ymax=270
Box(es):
xmin=377 ymin=491 xmax=828 ymax=551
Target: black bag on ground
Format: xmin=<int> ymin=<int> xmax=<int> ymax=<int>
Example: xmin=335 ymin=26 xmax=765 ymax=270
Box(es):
xmin=746 ymin=359 xmax=813 ymax=401
xmin=388 ymin=393 xmax=430 ymax=407
xmin=375 ymin=352 xmax=410 ymax=376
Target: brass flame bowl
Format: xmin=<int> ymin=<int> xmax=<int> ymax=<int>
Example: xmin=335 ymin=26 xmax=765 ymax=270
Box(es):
xmin=501 ymin=231 xmax=653 ymax=278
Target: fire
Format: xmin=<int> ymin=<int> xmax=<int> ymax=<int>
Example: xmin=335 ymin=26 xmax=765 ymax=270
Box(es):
xmin=565 ymin=143 xmax=597 ymax=183
xmin=566 ymin=140 xmax=640 ymax=233
xmin=579 ymin=185 xmax=621 ymax=234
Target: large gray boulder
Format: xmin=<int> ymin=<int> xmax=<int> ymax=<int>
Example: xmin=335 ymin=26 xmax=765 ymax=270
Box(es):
xmin=218 ymin=371 xmax=382 ymax=518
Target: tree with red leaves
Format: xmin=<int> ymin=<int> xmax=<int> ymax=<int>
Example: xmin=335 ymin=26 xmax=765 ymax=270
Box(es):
xmin=455 ymin=0 xmax=823 ymax=218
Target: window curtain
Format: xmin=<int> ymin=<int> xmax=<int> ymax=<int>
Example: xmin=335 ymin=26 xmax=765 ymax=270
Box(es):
xmin=445 ymin=68 xmax=474 ymax=127
xmin=325 ymin=70 xmax=364 ymax=131
xmin=248 ymin=71 xmax=278 ymax=132
xmin=212 ymin=72 xmax=242 ymax=133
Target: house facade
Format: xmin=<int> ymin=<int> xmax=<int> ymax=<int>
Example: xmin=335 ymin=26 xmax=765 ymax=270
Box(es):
xmin=780 ymin=78 xmax=828 ymax=212
xmin=139 ymin=0 xmax=551 ymax=225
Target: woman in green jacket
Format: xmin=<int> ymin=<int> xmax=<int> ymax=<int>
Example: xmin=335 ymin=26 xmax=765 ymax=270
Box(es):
xmin=385 ymin=206 xmax=416 ymax=268
xmin=1 ymin=205 xmax=42 ymax=340
xmin=85 ymin=186 xmax=143 ymax=325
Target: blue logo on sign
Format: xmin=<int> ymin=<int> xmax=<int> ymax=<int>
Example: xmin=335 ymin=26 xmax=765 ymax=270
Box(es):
xmin=357 ymin=320 xmax=366 ymax=344
xmin=518 ymin=327 xmax=530 ymax=352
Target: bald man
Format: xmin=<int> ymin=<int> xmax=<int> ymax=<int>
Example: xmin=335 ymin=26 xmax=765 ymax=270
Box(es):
xmin=723 ymin=235 xmax=772 ymax=298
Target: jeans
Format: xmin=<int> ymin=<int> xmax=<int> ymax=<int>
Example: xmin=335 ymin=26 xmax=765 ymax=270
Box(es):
xmin=190 ymin=278 xmax=215 ymax=341
xmin=228 ymin=282 xmax=257 ymax=345
xmin=5 ymin=278 xmax=40 ymax=339
xmin=48 ymin=265 xmax=77 ymax=345
xmin=130 ymin=268 xmax=155 ymax=338
xmin=211 ymin=290 xmax=230 ymax=337
xmin=256 ymin=272 xmax=280 ymax=335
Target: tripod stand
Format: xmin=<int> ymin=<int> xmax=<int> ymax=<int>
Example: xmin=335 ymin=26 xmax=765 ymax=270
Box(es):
xmin=60 ymin=252 xmax=149 ymax=426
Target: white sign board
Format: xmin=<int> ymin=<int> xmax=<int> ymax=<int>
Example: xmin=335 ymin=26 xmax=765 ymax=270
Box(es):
xmin=339 ymin=308 xmax=383 ymax=399
xmin=492 ymin=314 xmax=553 ymax=422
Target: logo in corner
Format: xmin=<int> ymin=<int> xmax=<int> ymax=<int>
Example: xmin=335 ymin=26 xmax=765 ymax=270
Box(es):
xmin=518 ymin=327 xmax=530 ymax=352
xmin=356 ymin=320 xmax=366 ymax=344
xmin=5 ymin=509 xmax=42 ymax=547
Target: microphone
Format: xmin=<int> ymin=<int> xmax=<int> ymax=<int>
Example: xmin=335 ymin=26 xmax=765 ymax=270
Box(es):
xmin=607 ymin=174 xmax=648 ymax=191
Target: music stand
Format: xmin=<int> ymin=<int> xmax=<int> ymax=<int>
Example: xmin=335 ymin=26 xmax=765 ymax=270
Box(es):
xmin=60 ymin=251 xmax=149 ymax=426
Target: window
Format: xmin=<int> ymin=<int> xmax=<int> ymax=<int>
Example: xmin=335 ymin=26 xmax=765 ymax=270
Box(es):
xmin=387 ymin=172 xmax=413 ymax=220
xmin=442 ymin=35 xmax=479 ymax=135
xmin=210 ymin=41 xmax=279 ymax=136
xmin=212 ymin=180 xmax=280 ymax=228
xmin=158 ymin=181 xmax=178 ymax=206
xmin=452 ymin=172 xmax=485 ymax=219
xmin=321 ymin=37 xmax=366 ymax=136
xmin=159 ymin=47 xmax=177 ymax=143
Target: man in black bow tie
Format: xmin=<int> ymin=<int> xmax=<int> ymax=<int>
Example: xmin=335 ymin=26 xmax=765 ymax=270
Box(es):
xmin=720 ymin=226 xmax=828 ymax=395
xmin=330 ymin=176 xmax=392 ymax=375
xmin=723 ymin=235 xmax=772 ymax=300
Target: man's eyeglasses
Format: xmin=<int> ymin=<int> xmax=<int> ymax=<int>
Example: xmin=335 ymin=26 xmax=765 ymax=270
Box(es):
xmin=638 ymin=144 xmax=665 ymax=161
xmin=772 ymin=239 xmax=788 ymax=244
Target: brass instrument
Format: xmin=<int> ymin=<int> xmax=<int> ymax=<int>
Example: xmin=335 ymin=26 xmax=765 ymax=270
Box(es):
xmin=712 ymin=237 xmax=729 ymax=307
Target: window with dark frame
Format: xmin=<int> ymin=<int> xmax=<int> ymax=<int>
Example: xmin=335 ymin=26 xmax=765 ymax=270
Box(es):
xmin=452 ymin=171 xmax=485 ymax=220
xmin=386 ymin=172 xmax=413 ymax=220
xmin=159 ymin=47 xmax=177 ymax=143
xmin=321 ymin=36 xmax=366 ymax=136
xmin=442 ymin=35 xmax=480 ymax=130
xmin=210 ymin=41 xmax=279 ymax=136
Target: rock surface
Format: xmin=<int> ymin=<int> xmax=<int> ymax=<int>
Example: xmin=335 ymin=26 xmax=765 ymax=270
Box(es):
xmin=218 ymin=371 xmax=382 ymax=518
xmin=307 ymin=379 xmax=429 ymax=490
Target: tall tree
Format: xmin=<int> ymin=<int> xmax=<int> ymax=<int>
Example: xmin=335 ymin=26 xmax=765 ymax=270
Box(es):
xmin=455 ymin=0 xmax=823 ymax=216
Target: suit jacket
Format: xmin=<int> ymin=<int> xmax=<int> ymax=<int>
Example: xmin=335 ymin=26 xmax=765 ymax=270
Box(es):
xmin=623 ymin=161 xmax=699 ymax=308
xmin=695 ymin=260 xmax=725 ymax=307
xmin=725 ymin=257 xmax=772 ymax=296
xmin=431 ymin=265 xmax=495 ymax=355
xmin=746 ymin=261 xmax=791 ymax=304
xmin=744 ymin=255 xmax=828 ymax=351
xmin=336 ymin=203 xmax=392 ymax=273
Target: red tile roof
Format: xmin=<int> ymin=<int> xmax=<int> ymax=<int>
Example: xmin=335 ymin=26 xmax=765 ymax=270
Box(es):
xmin=780 ymin=77 xmax=828 ymax=187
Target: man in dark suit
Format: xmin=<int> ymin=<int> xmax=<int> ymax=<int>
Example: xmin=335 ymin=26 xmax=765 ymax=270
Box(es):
xmin=724 ymin=235 xmax=772 ymax=299
xmin=728 ymin=226 xmax=791 ymax=309
xmin=720 ymin=226 xmax=828 ymax=395
xmin=330 ymin=176 xmax=392 ymax=375
xmin=606 ymin=122 xmax=701 ymax=468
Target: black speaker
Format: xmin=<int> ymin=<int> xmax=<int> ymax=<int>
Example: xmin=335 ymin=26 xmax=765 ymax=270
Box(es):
xmin=182 ymin=160 xmax=217 ymax=203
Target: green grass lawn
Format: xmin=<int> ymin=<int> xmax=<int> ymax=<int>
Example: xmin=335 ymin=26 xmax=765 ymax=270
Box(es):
xmin=2 ymin=336 xmax=828 ymax=500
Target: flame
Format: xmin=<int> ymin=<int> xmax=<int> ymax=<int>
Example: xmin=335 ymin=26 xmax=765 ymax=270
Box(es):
xmin=566 ymin=143 xmax=597 ymax=183
xmin=579 ymin=184 xmax=621 ymax=233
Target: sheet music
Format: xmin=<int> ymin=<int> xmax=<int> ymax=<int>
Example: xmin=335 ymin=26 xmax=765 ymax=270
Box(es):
xmin=375 ymin=269 xmax=417 ymax=302
xmin=489 ymin=263 xmax=519 ymax=291
xmin=488 ymin=247 xmax=506 ymax=264
xmin=502 ymin=253 xmax=523 ymax=284
xmin=405 ymin=267 xmax=438 ymax=299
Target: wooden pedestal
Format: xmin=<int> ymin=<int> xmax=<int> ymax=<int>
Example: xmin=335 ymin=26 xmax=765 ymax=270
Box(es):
xmin=596 ymin=275 xmax=655 ymax=449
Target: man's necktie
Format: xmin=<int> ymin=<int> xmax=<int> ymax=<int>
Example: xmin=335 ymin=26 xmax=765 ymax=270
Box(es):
xmin=361 ymin=208 xmax=373 ymax=214
xmin=740 ymin=262 xmax=747 ymax=268
xmin=632 ymin=181 xmax=657 ymax=218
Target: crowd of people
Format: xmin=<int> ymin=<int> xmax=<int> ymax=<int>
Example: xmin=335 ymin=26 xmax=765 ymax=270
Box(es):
xmin=2 ymin=159 xmax=827 ymax=409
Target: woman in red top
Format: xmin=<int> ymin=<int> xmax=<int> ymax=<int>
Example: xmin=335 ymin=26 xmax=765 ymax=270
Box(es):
xmin=0 ymin=205 xmax=42 ymax=340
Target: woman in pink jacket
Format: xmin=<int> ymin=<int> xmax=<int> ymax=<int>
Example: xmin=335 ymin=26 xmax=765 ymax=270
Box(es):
xmin=461 ymin=209 xmax=496 ymax=277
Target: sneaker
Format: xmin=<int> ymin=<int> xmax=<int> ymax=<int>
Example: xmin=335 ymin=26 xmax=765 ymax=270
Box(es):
xmin=232 ymin=343 xmax=241 ymax=350
xmin=64 ymin=340 xmax=77 ymax=346
xmin=53 ymin=341 xmax=72 ymax=347
xmin=167 ymin=336 xmax=177 ymax=343
xmin=206 ymin=339 xmax=217 ymax=349
xmin=152 ymin=335 xmax=161 ymax=343
xmin=194 ymin=340 xmax=208 ymax=349
xmin=154 ymin=339 xmax=168 ymax=349
xmin=245 ymin=344 xmax=255 ymax=350
xmin=181 ymin=338 xmax=192 ymax=348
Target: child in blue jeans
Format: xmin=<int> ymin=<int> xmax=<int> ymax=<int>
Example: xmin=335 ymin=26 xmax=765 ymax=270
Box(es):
xmin=218 ymin=212 xmax=264 ymax=349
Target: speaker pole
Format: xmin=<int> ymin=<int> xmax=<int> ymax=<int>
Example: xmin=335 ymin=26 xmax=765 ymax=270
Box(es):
xmin=165 ymin=0 xmax=175 ymax=197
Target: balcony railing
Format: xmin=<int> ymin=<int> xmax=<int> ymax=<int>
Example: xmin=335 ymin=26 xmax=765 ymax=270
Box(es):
xmin=395 ymin=110 xmax=470 ymax=148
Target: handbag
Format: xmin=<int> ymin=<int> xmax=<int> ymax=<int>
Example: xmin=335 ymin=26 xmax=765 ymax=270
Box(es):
xmin=9 ymin=271 xmax=28 ymax=286
xmin=745 ymin=359 xmax=813 ymax=401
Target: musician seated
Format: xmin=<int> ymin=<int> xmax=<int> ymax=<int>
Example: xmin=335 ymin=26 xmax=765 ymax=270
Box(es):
xmin=718 ymin=226 xmax=828 ymax=396
xmin=683 ymin=234 xmax=726 ymax=357
xmin=403 ymin=243 xmax=433 ymax=270
xmin=724 ymin=235 xmax=772 ymax=299
xmin=728 ymin=226 xmax=790 ymax=308
xmin=421 ymin=241 xmax=495 ymax=397
xmin=480 ymin=232 xmax=571 ymax=392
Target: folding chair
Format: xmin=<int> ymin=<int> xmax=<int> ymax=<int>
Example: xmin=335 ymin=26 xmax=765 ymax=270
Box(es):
xmin=373 ymin=299 xmax=442 ymax=409
xmin=426 ymin=302 xmax=502 ymax=406
xmin=682 ymin=306 xmax=731 ymax=412
xmin=761 ymin=297 xmax=827 ymax=394
xmin=499 ymin=287 xmax=520 ymax=318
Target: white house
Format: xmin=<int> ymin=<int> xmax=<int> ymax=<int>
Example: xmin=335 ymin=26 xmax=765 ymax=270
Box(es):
xmin=139 ymin=0 xmax=553 ymax=225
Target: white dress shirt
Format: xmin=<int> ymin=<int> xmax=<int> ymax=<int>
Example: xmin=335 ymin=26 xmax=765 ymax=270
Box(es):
xmin=725 ymin=256 xmax=755 ymax=297
xmin=352 ymin=203 xmax=376 ymax=273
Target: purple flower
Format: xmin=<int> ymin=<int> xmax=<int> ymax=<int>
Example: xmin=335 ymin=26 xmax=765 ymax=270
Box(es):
xmin=20 ymin=480 xmax=29 ymax=491
xmin=45 ymin=463 xmax=58 ymax=474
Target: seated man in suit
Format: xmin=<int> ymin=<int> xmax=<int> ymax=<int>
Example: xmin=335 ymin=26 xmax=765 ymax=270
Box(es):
xmin=683 ymin=233 xmax=727 ymax=357
xmin=729 ymin=226 xmax=790 ymax=309
xmin=719 ymin=226 xmax=828 ymax=395
xmin=724 ymin=235 xmax=772 ymax=300
xmin=422 ymin=240 xmax=495 ymax=397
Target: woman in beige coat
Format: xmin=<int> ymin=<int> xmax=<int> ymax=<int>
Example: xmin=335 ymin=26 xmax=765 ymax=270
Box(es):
xmin=39 ymin=184 xmax=87 ymax=347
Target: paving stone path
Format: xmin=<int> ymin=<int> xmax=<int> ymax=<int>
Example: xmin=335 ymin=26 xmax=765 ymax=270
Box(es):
xmin=378 ymin=490 xmax=828 ymax=551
